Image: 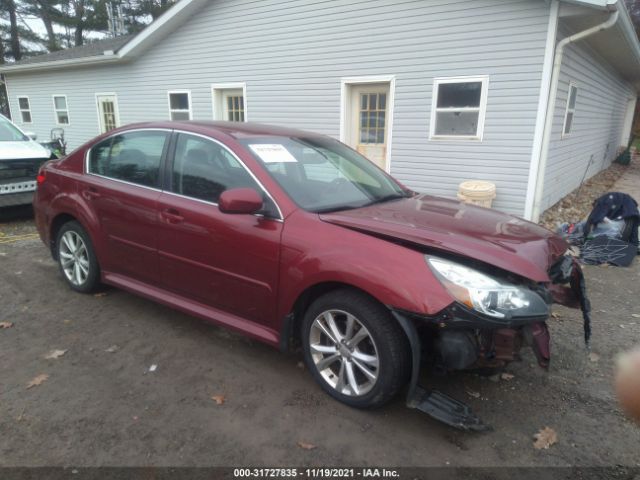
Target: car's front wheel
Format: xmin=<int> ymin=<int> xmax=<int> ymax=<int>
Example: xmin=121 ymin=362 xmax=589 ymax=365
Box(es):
xmin=56 ymin=221 xmax=100 ymax=293
xmin=302 ymin=289 xmax=410 ymax=409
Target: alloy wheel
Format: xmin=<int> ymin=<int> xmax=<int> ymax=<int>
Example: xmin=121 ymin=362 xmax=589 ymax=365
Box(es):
xmin=309 ymin=309 xmax=380 ymax=397
xmin=59 ymin=231 xmax=90 ymax=286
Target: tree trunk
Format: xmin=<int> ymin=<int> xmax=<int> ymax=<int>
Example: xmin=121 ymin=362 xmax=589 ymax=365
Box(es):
xmin=7 ymin=0 xmax=21 ymax=61
xmin=73 ymin=0 xmax=85 ymax=46
xmin=36 ymin=1 xmax=59 ymax=51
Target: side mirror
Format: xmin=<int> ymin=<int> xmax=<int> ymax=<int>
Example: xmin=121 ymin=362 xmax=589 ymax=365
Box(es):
xmin=25 ymin=131 xmax=37 ymax=141
xmin=219 ymin=188 xmax=263 ymax=215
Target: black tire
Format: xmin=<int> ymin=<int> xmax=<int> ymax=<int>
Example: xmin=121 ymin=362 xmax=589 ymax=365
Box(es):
xmin=55 ymin=220 xmax=101 ymax=293
xmin=301 ymin=289 xmax=411 ymax=409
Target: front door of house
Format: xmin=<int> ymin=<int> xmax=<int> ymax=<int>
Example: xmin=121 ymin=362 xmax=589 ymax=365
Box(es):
xmin=96 ymin=94 xmax=120 ymax=134
xmin=348 ymin=84 xmax=390 ymax=171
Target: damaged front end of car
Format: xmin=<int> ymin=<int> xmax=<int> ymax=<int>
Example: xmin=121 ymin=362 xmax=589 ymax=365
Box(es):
xmin=392 ymin=253 xmax=591 ymax=432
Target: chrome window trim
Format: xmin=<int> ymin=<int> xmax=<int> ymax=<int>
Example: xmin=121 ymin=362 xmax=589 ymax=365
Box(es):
xmin=83 ymin=127 xmax=284 ymax=221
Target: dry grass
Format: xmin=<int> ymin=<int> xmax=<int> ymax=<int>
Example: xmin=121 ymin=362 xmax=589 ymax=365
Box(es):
xmin=539 ymin=162 xmax=628 ymax=230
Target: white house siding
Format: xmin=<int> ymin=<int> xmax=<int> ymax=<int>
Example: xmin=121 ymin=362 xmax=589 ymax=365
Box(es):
xmin=541 ymin=27 xmax=636 ymax=212
xmin=6 ymin=0 xmax=552 ymax=215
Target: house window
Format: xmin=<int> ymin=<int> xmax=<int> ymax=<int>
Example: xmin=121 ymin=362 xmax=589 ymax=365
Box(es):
xmin=212 ymin=84 xmax=247 ymax=122
xmin=563 ymin=83 xmax=578 ymax=136
xmin=18 ymin=97 xmax=32 ymax=123
xmin=168 ymin=91 xmax=192 ymax=121
xmin=430 ymin=76 xmax=489 ymax=140
xmin=53 ymin=95 xmax=70 ymax=125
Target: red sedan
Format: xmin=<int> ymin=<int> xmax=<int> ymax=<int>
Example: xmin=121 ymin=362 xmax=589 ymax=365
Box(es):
xmin=33 ymin=122 xmax=587 ymax=429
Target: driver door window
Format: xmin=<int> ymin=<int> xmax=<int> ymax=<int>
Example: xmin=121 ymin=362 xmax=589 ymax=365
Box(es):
xmin=170 ymin=133 xmax=260 ymax=204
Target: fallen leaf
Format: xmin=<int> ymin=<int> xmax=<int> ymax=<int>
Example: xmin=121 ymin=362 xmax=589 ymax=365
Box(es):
xmin=105 ymin=345 xmax=119 ymax=353
xmin=297 ymin=441 xmax=317 ymax=450
xmin=44 ymin=349 xmax=67 ymax=360
xmin=551 ymin=312 xmax=561 ymax=319
xmin=211 ymin=394 xmax=226 ymax=405
xmin=533 ymin=427 xmax=558 ymax=450
xmin=26 ymin=374 xmax=49 ymax=389
xmin=94 ymin=292 xmax=107 ymax=298
xmin=0 ymin=321 xmax=14 ymax=329
xmin=501 ymin=373 xmax=515 ymax=381
xmin=589 ymin=352 xmax=600 ymax=363
xmin=466 ymin=389 xmax=480 ymax=398
xmin=63 ymin=319 xmax=72 ymax=325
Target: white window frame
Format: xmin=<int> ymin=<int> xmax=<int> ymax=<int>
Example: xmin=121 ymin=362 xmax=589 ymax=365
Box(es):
xmin=429 ymin=75 xmax=489 ymax=141
xmin=211 ymin=83 xmax=248 ymax=122
xmin=52 ymin=94 xmax=70 ymax=125
xmin=167 ymin=90 xmax=192 ymax=121
xmin=17 ymin=96 xmax=32 ymax=124
xmin=562 ymin=82 xmax=578 ymax=138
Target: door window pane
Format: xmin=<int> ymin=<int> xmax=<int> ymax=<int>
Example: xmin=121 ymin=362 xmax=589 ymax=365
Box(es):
xmin=171 ymin=133 xmax=259 ymax=203
xmin=225 ymin=95 xmax=245 ymax=122
xmin=88 ymin=130 xmax=168 ymax=188
xmin=359 ymin=92 xmax=386 ymax=145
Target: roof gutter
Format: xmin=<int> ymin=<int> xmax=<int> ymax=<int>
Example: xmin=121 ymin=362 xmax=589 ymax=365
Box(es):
xmin=0 ymin=53 xmax=120 ymax=74
xmin=529 ymin=6 xmax=620 ymax=222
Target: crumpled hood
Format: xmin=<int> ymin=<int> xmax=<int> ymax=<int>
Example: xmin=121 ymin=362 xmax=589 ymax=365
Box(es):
xmin=320 ymin=194 xmax=568 ymax=282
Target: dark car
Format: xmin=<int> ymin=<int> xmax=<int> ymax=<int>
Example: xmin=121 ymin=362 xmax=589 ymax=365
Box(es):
xmin=33 ymin=121 xmax=587 ymax=426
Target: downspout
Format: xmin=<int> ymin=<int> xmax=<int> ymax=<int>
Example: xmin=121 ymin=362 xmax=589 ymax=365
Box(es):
xmin=530 ymin=7 xmax=620 ymax=222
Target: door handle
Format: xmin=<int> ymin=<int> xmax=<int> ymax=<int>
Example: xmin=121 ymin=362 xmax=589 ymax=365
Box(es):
xmin=161 ymin=208 xmax=184 ymax=224
xmin=82 ymin=187 xmax=101 ymax=200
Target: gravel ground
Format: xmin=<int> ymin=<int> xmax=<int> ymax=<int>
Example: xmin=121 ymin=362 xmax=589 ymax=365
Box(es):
xmin=0 ymin=208 xmax=639 ymax=468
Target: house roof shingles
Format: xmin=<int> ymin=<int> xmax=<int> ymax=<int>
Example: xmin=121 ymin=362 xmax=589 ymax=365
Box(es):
xmin=11 ymin=34 xmax=134 ymax=66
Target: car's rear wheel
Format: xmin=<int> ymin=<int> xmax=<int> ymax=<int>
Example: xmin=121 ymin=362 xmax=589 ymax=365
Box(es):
xmin=301 ymin=289 xmax=410 ymax=409
xmin=56 ymin=221 xmax=100 ymax=293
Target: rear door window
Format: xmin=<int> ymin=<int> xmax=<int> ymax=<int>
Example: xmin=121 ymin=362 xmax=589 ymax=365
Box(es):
xmin=88 ymin=130 xmax=168 ymax=188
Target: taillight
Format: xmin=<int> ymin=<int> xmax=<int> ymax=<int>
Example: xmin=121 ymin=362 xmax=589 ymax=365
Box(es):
xmin=37 ymin=172 xmax=46 ymax=184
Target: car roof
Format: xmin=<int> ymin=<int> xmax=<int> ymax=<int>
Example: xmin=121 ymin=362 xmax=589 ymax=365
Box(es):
xmin=119 ymin=121 xmax=322 ymax=139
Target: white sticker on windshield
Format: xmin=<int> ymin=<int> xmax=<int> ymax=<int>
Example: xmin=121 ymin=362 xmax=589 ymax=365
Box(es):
xmin=249 ymin=144 xmax=298 ymax=163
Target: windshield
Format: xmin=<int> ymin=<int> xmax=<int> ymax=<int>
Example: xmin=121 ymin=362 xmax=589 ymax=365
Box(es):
xmin=0 ymin=116 xmax=28 ymax=142
xmin=240 ymin=136 xmax=409 ymax=213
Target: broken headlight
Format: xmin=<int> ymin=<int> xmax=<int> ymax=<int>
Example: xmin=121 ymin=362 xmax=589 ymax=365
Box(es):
xmin=426 ymin=256 xmax=548 ymax=320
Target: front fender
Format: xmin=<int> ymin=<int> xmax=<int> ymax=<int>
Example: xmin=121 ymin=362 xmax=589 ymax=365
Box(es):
xmin=276 ymin=211 xmax=454 ymax=322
